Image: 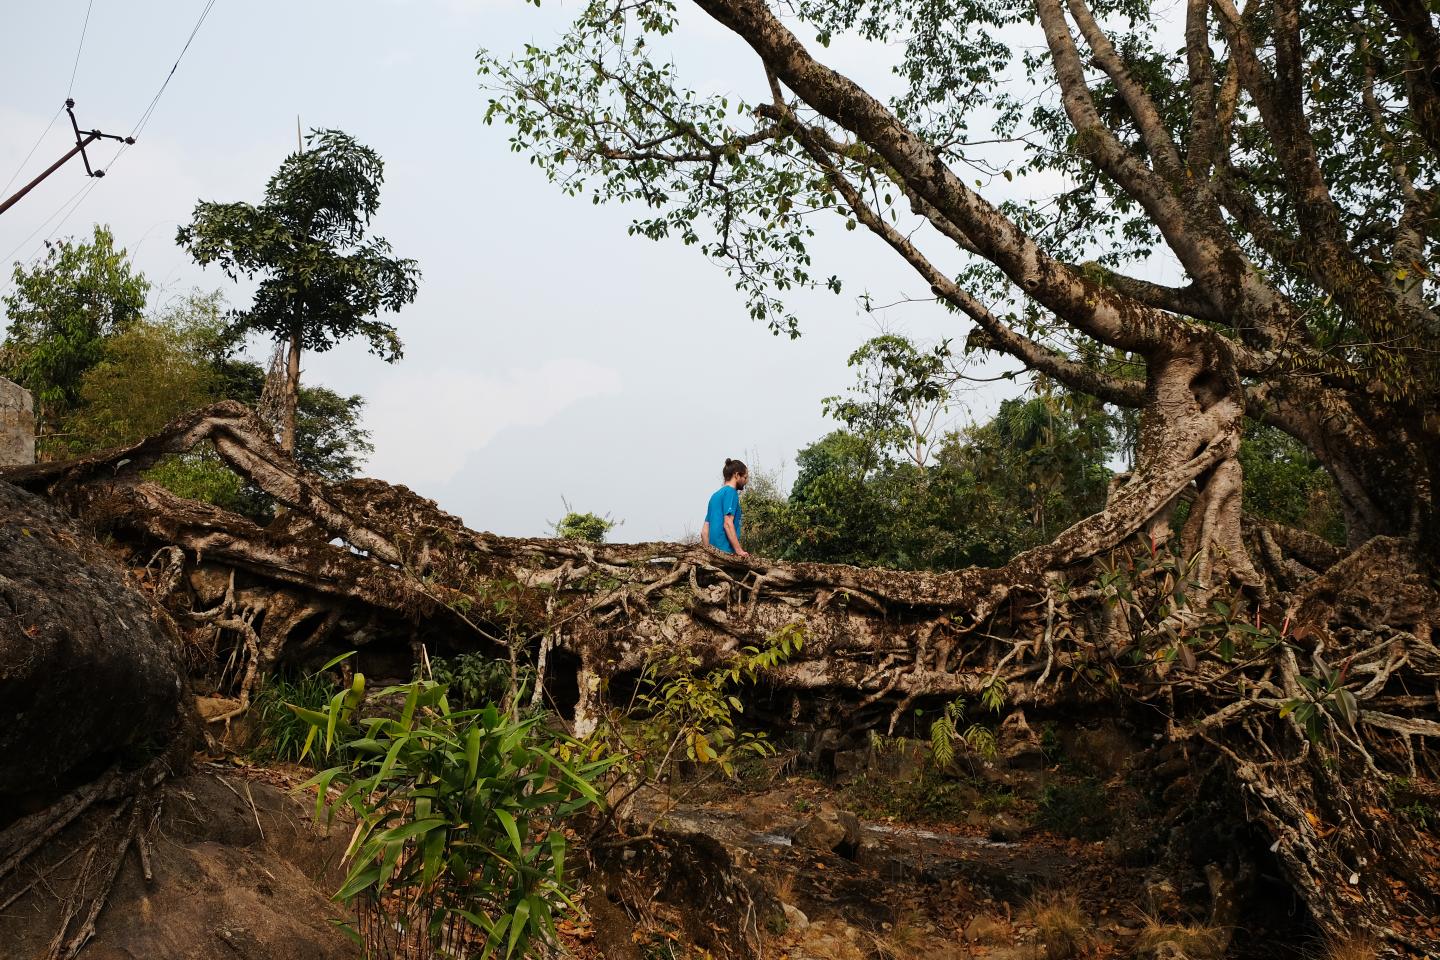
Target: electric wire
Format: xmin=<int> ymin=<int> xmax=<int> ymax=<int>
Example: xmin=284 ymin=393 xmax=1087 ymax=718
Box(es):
xmin=127 ymin=0 xmax=219 ymax=142
xmin=1 ymin=0 xmax=95 ymax=214
xmin=65 ymin=0 xmax=97 ymax=98
xmin=2 ymin=0 xmax=220 ymax=285
xmin=0 ymin=181 xmax=91 ymax=271
xmin=0 ymin=105 xmax=65 ymax=198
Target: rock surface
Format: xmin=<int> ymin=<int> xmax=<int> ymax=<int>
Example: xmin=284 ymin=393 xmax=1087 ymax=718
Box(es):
xmin=997 ymin=709 xmax=1045 ymax=770
xmin=0 ymin=770 xmax=356 ymax=960
xmin=0 ymin=480 xmax=186 ymax=799
xmin=0 ymin=378 xmax=33 ymax=467
xmin=791 ymin=803 xmax=863 ymax=855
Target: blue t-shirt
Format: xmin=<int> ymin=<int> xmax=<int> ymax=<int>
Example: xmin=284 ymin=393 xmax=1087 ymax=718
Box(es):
xmin=704 ymin=485 xmax=742 ymax=552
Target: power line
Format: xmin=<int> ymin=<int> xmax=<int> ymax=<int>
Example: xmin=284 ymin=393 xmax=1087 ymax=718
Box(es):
xmin=0 ymin=101 xmax=131 ymax=218
xmin=128 ymin=0 xmax=220 ymax=141
xmin=0 ymin=182 xmax=91 ymax=279
xmin=1 ymin=0 xmax=221 ymax=278
xmin=65 ymin=0 xmax=97 ymax=98
xmin=0 ymin=1 xmax=100 ymax=244
xmin=0 ymin=106 xmax=64 ymax=198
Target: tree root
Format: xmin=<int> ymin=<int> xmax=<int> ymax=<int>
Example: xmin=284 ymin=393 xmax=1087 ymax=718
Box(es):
xmin=4 ymin=403 xmax=1437 ymax=949
xmin=0 ymin=761 xmax=170 ymax=960
xmin=0 ymin=769 xmax=123 ymax=887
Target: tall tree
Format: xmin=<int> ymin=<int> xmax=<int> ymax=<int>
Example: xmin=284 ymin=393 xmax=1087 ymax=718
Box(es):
xmin=0 ymin=225 xmax=149 ymax=450
xmin=479 ymin=0 xmax=1440 ymax=579
xmin=63 ymin=287 xmax=374 ymax=515
xmin=176 ymin=129 xmax=419 ymax=454
xmin=822 ymin=334 xmax=952 ymax=470
xmin=480 ymin=6 xmax=1440 ymax=937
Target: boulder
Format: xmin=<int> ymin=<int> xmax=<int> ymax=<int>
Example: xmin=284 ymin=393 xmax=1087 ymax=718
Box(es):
xmin=791 ymin=804 xmax=862 ymax=856
xmin=987 ymin=812 xmax=1024 ymax=843
xmin=0 ymin=481 xmax=186 ymax=799
xmin=997 ymin=710 xmax=1045 ymax=770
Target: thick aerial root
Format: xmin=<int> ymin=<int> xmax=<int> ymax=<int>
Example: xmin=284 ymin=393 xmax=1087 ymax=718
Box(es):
xmin=1182 ymin=457 xmax=1263 ymax=588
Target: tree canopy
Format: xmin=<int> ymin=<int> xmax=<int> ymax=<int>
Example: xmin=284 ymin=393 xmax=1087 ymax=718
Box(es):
xmin=177 ymin=128 xmax=419 ymax=452
xmin=1 ymin=225 xmax=150 ymax=445
xmin=480 ymin=0 xmax=1440 ymax=576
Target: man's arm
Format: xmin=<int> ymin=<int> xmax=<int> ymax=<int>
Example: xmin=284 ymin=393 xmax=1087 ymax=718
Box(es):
xmin=723 ymin=514 xmax=747 ymax=556
xmin=700 ymin=521 xmax=710 ymax=546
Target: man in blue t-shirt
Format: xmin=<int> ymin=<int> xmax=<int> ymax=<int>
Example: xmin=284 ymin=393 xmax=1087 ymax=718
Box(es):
xmin=701 ymin=458 xmax=749 ymax=556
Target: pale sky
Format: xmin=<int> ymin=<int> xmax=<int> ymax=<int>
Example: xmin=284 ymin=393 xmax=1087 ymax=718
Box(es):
xmin=0 ymin=0 xmax=1038 ymax=540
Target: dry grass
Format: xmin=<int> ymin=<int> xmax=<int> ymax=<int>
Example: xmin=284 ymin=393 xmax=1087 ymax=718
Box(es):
xmin=1133 ymin=916 xmax=1229 ymax=960
xmin=870 ymin=910 xmax=933 ymax=960
xmin=1319 ymin=936 xmax=1380 ymax=960
xmin=769 ymin=869 xmax=797 ymax=904
xmin=886 ymin=908 xmax=930 ymax=955
xmin=1022 ymin=892 xmax=1095 ymax=960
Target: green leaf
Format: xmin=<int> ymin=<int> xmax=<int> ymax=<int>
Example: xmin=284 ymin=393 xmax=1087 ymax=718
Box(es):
xmin=335 ymin=864 xmax=382 ymax=901
xmin=466 ymin=726 xmax=482 ymax=786
xmin=507 ymin=897 xmax=531 ymax=958
xmin=376 ymin=736 xmax=406 ymax=784
xmin=377 ymin=818 xmax=446 ymax=843
xmin=495 ymin=808 xmax=524 ymax=857
xmin=549 ymin=830 xmax=566 ymax=882
xmin=317 ymin=650 xmax=357 ymax=673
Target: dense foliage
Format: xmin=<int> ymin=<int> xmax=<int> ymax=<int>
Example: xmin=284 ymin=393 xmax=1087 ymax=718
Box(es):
xmin=0 ymin=225 xmax=150 ymax=446
xmin=177 ymin=129 xmax=419 ymax=451
xmin=746 ymin=333 xmax=1340 ymax=569
xmin=298 ymin=673 xmax=607 ymax=960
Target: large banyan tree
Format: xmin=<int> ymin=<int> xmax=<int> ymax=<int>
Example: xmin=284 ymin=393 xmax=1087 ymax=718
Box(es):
xmin=486 ymin=0 xmax=1440 ymax=946
xmin=5 ymin=0 xmax=1440 ymax=953
xmin=479 ymin=0 xmax=1439 ymax=570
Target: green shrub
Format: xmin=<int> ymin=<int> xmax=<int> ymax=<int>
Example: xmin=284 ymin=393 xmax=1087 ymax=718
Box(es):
xmin=553 ymin=510 xmax=614 ymax=543
xmin=295 ymin=674 xmax=609 ymax=960
xmin=842 ymin=768 xmax=987 ymax=821
xmin=1387 ymin=778 xmax=1439 ymax=834
xmin=1037 ymin=779 xmax=1114 ymax=840
xmin=425 ymin=652 xmax=518 ymax=711
xmin=252 ymin=671 xmax=339 ymax=765
xmin=602 ymin=623 xmax=803 ymax=781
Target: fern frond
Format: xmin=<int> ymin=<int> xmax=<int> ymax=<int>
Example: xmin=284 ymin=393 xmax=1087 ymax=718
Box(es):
xmin=930 ymin=716 xmax=956 ymax=767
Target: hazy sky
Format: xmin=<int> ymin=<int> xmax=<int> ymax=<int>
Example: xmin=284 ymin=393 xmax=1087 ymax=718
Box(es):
xmin=1 ymin=0 xmax=1031 ymax=541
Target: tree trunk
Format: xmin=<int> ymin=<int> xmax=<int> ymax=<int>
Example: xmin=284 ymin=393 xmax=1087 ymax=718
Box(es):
xmin=280 ymin=331 xmax=301 ymax=456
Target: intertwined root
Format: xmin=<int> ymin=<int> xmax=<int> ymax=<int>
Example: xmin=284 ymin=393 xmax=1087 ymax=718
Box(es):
xmin=3 ymin=401 xmax=1437 ymax=949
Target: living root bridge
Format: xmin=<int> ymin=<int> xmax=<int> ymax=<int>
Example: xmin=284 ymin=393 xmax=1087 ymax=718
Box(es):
xmin=4 ymin=401 xmax=1439 ymax=952
xmin=0 ymin=403 xmax=1064 ymax=711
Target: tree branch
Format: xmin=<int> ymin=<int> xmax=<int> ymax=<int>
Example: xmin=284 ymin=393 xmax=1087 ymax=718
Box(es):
xmin=766 ymin=104 xmax=1146 ymax=408
xmin=691 ymin=0 xmax=1216 ymax=358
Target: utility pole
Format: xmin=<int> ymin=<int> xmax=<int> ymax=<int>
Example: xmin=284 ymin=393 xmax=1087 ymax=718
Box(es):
xmin=0 ymin=100 xmax=132 ymax=218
